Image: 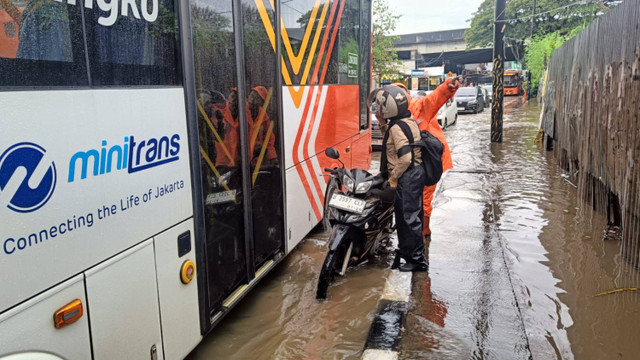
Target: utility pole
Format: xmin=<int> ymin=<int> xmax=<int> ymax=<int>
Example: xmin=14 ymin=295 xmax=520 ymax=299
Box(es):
xmin=527 ymin=0 xmax=537 ymax=100
xmin=530 ymin=0 xmax=537 ymax=37
xmin=492 ymin=0 xmax=506 ymax=143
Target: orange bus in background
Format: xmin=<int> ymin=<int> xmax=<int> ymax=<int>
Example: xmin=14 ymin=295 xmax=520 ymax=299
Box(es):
xmin=504 ymin=70 xmax=523 ymax=96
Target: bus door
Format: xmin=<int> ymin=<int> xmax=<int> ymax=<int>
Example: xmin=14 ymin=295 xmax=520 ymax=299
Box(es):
xmin=240 ymin=0 xmax=285 ymax=269
xmin=189 ymin=0 xmax=284 ymax=319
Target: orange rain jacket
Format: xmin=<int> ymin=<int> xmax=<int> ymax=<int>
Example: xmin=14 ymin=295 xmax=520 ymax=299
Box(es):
xmin=246 ymin=104 xmax=277 ymax=165
xmin=406 ymin=78 xmax=458 ymax=217
xmin=211 ymin=103 xmax=240 ymax=167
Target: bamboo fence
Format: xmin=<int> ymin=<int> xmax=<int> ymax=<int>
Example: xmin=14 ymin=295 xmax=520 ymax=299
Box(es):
xmin=540 ymin=0 xmax=640 ymax=268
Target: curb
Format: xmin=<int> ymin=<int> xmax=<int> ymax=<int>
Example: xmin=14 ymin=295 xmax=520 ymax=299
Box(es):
xmin=361 ymin=270 xmax=413 ymax=360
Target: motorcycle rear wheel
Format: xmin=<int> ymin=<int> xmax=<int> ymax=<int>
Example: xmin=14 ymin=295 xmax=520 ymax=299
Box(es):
xmin=316 ymin=240 xmax=349 ymax=300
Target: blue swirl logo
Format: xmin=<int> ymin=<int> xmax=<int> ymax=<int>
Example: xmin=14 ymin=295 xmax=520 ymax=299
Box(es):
xmin=0 ymin=142 xmax=57 ymax=213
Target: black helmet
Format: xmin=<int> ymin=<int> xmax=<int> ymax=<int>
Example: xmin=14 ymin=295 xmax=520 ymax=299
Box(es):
xmin=369 ymin=85 xmax=409 ymax=119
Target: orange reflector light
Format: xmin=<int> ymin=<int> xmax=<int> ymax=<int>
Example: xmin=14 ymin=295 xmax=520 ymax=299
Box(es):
xmin=181 ymin=260 xmax=196 ymax=284
xmin=54 ymin=299 xmax=83 ymax=329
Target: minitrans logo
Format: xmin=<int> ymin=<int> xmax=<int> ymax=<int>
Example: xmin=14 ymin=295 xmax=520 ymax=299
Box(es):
xmin=0 ymin=142 xmax=57 ymax=213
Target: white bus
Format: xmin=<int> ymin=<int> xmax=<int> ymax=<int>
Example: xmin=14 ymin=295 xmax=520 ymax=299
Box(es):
xmin=0 ymin=0 xmax=372 ymax=358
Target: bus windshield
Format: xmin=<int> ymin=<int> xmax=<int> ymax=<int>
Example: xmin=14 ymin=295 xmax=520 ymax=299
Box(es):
xmin=504 ymin=75 xmax=518 ymax=87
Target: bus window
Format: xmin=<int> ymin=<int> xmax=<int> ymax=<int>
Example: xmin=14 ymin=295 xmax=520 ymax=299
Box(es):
xmin=84 ymin=0 xmax=180 ymax=86
xmin=337 ymin=0 xmax=360 ymax=85
xmin=0 ymin=0 xmax=87 ymax=87
xmin=358 ymin=0 xmax=371 ymax=130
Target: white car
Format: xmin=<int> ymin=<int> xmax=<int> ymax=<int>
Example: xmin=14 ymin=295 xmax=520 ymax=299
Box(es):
xmin=425 ymin=91 xmax=458 ymax=129
xmin=437 ymin=98 xmax=458 ymax=129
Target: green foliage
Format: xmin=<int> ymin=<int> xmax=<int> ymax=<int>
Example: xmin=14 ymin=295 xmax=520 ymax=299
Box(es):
xmin=465 ymin=0 xmax=616 ymax=59
xmin=465 ymin=0 xmax=495 ymax=49
xmin=372 ymin=0 xmax=401 ymax=84
xmin=524 ymin=31 xmax=566 ymax=91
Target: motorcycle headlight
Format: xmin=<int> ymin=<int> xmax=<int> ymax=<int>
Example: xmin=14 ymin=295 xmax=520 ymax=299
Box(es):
xmin=343 ymin=175 xmax=355 ymax=192
xmin=355 ymin=180 xmax=372 ymax=194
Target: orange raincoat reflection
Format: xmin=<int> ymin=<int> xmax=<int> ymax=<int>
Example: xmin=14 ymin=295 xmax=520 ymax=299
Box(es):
xmin=247 ymin=86 xmax=277 ymax=166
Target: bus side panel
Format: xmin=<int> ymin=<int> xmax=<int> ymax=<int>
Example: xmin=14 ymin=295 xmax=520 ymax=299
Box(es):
xmin=153 ymin=219 xmax=202 ymax=360
xmin=282 ymin=84 xmax=361 ymax=250
xmin=285 ymin=138 xmax=352 ymax=251
xmin=0 ymin=275 xmax=91 ymax=359
xmin=313 ymin=85 xmax=361 ymax=158
xmin=85 ymin=240 xmax=164 ymax=360
xmin=0 ymin=89 xmax=193 ymax=312
xmin=351 ymin=130 xmax=372 ymax=171
xmin=282 ymin=85 xmax=360 ymax=170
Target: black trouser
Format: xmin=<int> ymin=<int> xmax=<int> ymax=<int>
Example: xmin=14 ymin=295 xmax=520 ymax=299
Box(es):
xmin=394 ymin=165 xmax=426 ymax=262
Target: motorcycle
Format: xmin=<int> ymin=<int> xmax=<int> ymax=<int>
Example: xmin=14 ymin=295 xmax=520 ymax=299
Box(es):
xmin=316 ymin=147 xmax=395 ymax=300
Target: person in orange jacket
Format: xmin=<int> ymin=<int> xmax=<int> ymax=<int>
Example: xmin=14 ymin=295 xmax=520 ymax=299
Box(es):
xmin=211 ymin=91 xmax=240 ymax=168
xmin=247 ymin=85 xmax=278 ymax=166
xmin=392 ymin=77 xmax=461 ymax=244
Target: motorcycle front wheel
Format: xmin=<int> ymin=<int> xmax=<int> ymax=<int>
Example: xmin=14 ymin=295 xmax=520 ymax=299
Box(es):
xmin=316 ymin=239 xmax=350 ymax=300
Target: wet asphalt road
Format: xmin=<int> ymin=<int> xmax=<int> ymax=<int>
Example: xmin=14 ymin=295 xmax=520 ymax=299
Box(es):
xmin=188 ymin=98 xmax=640 ymax=359
xmin=401 ymin=99 xmax=640 ymax=359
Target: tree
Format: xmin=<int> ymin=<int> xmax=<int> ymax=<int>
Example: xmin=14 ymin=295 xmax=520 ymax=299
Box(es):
xmin=372 ymin=0 xmax=401 ymax=84
xmin=465 ymin=0 xmax=617 ymax=53
xmin=524 ymin=30 xmax=567 ymax=91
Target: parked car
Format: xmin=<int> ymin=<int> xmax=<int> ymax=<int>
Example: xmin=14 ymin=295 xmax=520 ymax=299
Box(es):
xmin=454 ymin=87 xmax=485 ymax=113
xmin=437 ymin=98 xmax=458 ymax=129
xmin=371 ymin=117 xmax=383 ymax=150
xmin=483 ymin=85 xmax=492 ymax=104
xmin=410 ymin=90 xmax=426 ymax=99
xmin=481 ymin=87 xmax=490 ymax=108
xmin=426 ymin=90 xmax=458 ymax=129
xmin=370 ymin=103 xmax=383 ymax=150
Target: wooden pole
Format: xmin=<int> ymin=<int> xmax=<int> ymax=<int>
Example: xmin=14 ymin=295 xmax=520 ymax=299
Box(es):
xmin=527 ymin=0 xmax=537 ymax=100
xmin=492 ymin=0 xmax=506 ymax=143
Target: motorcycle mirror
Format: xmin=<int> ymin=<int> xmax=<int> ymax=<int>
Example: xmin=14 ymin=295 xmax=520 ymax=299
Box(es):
xmin=325 ymin=147 xmax=340 ymax=159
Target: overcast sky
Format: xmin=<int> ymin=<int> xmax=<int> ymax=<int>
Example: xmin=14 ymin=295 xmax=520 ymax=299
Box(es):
xmin=387 ymin=0 xmax=485 ymax=35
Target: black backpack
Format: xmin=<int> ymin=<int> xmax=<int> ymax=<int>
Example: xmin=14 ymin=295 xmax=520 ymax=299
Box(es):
xmin=394 ymin=120 xmax=444 ymax=186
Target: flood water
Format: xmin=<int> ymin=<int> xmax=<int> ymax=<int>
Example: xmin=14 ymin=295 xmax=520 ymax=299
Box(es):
xmin=187 ymin=206 xmax=395 ymax=359
xmin=188 ymin=99 xmax=640 ymax=360
xmin=401 ymin=99 xmax=640 ymax=359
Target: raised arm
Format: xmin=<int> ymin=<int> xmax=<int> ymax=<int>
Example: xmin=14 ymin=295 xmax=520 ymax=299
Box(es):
xmin=413 ymin=77 xmax=461 ymax=121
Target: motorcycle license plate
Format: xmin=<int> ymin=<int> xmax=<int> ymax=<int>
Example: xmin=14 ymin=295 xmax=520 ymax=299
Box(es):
xmin=329 ymin=194 xmax=366 ymax=214
xmin=206 ymin=189 xmax=237 ymax=205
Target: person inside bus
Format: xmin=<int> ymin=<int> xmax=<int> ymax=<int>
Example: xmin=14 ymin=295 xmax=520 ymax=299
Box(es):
xmin=391 ymin=77 xmax=461 ymax=255
xmin=370 ymin=85 xmax=428 ymax=272
xmin=209 ymin=90 xmax=240 ymax=168
xmin=247 ymin=85 xmax=278 ymax=166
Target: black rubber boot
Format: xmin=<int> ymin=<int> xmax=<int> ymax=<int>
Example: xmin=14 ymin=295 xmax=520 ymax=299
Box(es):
xmin=399 ymin=248 xmax=429 ymax=272
xmin=391 ymin=250 xmax=402 ymax=269
xmin=399 ymin=261 xmax=428 ymax=272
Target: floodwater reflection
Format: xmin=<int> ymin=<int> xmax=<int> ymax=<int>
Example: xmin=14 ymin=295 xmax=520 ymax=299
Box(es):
xmin=410 ymin=99 xmax=640 ymax=359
